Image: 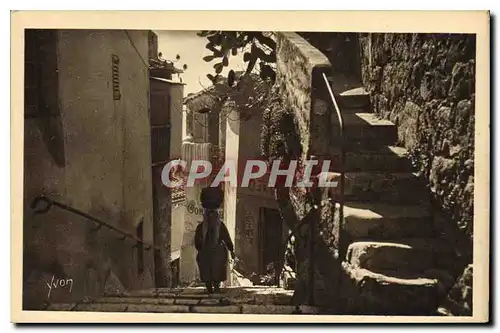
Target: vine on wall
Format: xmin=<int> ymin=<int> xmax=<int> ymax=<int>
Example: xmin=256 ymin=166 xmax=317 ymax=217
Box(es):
xmin=259 ymin=86 xmax=302 ymax=162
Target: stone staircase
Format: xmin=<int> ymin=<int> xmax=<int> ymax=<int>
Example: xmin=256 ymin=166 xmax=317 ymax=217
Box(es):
xmin=330 ymin=85 xmax=456 ymax=315
xmin=46 ymin=286 xmax=327 ymax=315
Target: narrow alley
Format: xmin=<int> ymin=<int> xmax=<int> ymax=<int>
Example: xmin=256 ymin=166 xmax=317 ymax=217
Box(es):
xmin=21 ymin=27 xmax=478 ymax=319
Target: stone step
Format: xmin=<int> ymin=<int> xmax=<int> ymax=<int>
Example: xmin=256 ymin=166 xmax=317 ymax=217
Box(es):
xmin=107 ymin=286 xmax=294 ymax=306
xmin=44 ymin=286 xmax=324 ymax=314
xmin=326 ymin=145 xmax=413 ymax=172
xmin=341 ymin=262 xmax=454 ymax=315
xmin=341 ymin=202 xmax=432 ymax=241
xmin=340 ymin=171 xmax=429 ymax=204
xmin=345 ymin=240 xmax=451 ymax=274
xmin=46 ymin=301 xmax=321 ymax=314
xmin=95 ymin=296 xmax=229 ymax=306
xmin=331 ymin=113 xmax=398 ymax=147
xmin=53 ymin=302 xmax=193 ymax=313
xmin=336 ymin=87 xmax=371 ymax=110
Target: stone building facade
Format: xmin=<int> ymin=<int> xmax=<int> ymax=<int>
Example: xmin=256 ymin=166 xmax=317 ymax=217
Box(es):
xmin=23 ymin=29 xmax=154 ymax=309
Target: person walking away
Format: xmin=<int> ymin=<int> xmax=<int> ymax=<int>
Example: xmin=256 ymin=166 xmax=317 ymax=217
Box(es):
xmin=194 ymin=187 xmax=235 ymax=293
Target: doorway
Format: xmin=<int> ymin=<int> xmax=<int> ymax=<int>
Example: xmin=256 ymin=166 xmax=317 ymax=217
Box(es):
xmin=258 ymin=208 xmax=284 ymax=276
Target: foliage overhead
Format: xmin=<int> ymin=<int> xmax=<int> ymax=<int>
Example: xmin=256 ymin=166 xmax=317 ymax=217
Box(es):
xmin=195 ymin=31 xmax=297 ymax=162
xmin=197 ymin=31 xmax=277 ymax=86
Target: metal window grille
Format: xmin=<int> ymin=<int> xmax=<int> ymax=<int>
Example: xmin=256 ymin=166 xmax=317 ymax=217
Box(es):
xmin=111 ymin=54 xmax=121 ymax=100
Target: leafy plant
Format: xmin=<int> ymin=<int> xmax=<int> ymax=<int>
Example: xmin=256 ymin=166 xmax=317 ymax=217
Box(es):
xmin=197 ymin=31 xmax=277 ymax=86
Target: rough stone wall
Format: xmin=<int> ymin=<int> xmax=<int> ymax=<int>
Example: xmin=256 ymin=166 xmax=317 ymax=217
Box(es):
xmin=359 ymin=33 xmax=476 ymax=258
xmin=275 ymin=32 xmax=341 ymax=309
xmin=23 ymin=29 xmax=154 ymax=309
xmin=438 ymin=264 xmax=473 ymax=316
xmin=275 ymin=32 xmax=331 ymax=162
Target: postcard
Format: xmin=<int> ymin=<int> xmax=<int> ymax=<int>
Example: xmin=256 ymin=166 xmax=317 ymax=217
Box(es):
xmin=10 ymin=10 xmax=490 ymax=324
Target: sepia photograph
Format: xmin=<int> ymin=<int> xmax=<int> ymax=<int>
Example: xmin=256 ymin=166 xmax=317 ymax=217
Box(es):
xmin=11 ymin=10 xmax=490 ymax=323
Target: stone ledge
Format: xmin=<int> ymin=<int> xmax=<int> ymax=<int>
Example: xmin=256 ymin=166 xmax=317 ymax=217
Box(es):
xmin=276 ymin=32 xmax=331 ymax=73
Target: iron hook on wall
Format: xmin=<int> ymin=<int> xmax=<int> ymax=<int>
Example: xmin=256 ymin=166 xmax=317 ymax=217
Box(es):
xmin=31 ymin=196 xmax=54 ymax=215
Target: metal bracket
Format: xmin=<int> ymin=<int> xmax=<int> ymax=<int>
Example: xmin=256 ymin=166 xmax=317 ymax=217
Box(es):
xmin=31 ymin=196 xmax=53 ymax=215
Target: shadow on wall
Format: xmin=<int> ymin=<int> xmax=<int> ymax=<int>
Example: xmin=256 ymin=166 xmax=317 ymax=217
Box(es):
xmin=22 ymin=195 xmax=155 ymax=310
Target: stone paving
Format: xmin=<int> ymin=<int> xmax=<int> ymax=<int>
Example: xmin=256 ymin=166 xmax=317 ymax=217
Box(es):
xmin=47 ymin=286 xmax=325 ymax=314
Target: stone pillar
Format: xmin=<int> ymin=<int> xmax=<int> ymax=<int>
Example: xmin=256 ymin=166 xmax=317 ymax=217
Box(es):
xmin=223 ymin=106 xmax=240 ymax=287
xmin=179 ymin=142 xmax=212 ymax=284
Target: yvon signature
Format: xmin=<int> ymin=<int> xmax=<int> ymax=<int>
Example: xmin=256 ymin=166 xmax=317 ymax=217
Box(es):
xmin=47 ymin=275 xmax=73 ymax=298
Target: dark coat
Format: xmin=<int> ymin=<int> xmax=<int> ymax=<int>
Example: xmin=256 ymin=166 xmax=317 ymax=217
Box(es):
xmin=194 ymin=220 xmax=234 ymax=283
